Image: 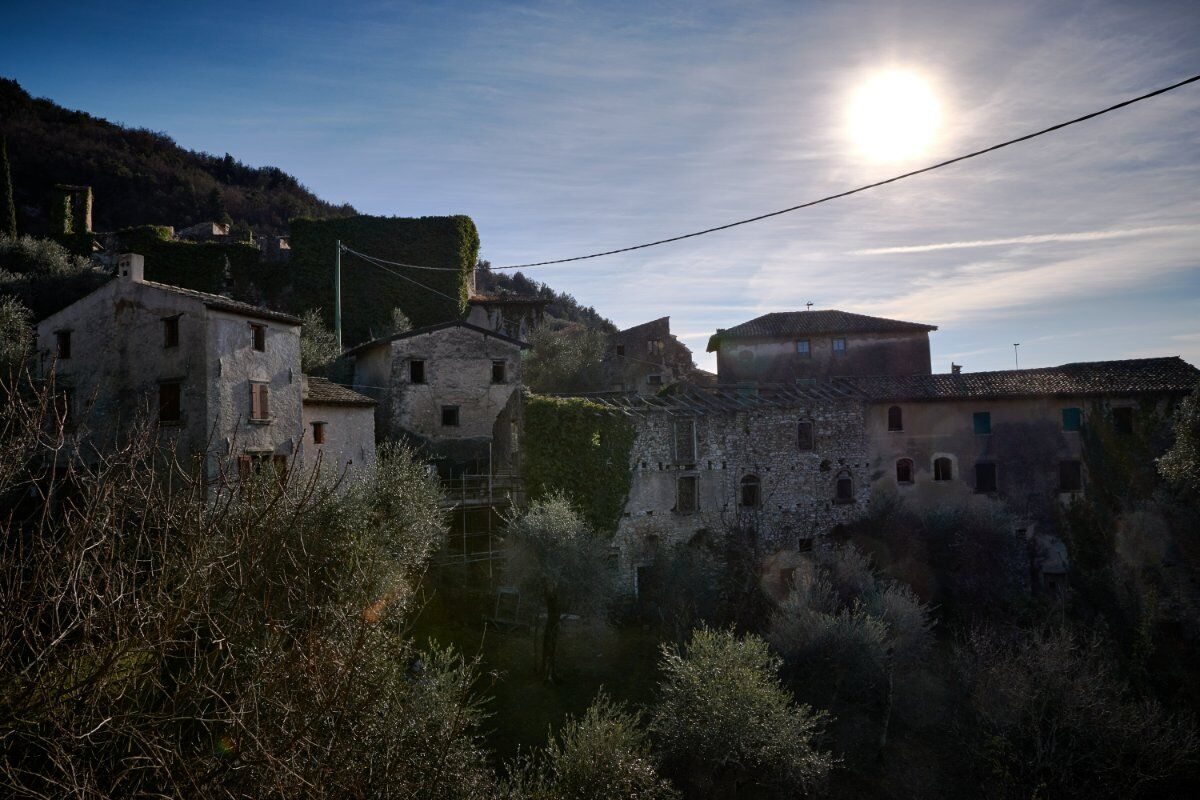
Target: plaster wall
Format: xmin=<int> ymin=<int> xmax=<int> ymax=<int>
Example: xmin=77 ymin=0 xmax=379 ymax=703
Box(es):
xmin=717 ymin=330 xmax=932 ymax=383
xmin=299 ymin=402 xmax=377 ymax=480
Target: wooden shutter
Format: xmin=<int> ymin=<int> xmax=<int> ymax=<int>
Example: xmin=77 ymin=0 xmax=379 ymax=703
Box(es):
xmin=237 ymin=455 xmax=252 ymax=481
xmin=259 ymin=384 xmax=269 ymax=418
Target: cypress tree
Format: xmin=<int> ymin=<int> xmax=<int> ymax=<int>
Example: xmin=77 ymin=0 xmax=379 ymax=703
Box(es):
xmin=0 ymin=136 xmax=16 ymax=238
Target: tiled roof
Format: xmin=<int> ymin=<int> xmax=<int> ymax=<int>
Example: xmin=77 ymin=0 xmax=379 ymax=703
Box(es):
xmin=562 ymin=380 xmax=859 ymax=415
xmin=143 ymin=280 xmax=301 ymax=324
xmin=708 ymin=309 xmax=936 ymax=350
xmin=842 ymin=357 xmax=1199 ymax=401
xmin=303 ymin=376 xmax=376 ymax=406
xmin=342 ymin=320 xmax=531 ymax=356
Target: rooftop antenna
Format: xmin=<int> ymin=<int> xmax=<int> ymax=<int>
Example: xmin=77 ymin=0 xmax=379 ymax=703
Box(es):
xmin=1013 ymin=343 xmax=1020 ymax=370
xmin=805 ymin=302 xmax=813 ymax=311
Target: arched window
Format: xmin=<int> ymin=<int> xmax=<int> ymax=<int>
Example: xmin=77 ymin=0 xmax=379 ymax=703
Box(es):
xmin=933 ymin=457 xmax=953 ymax=482
xmin=739 ymin=474 xmax=761 ymax=508
xmin=797 ymin=420 xmax=814 ymax=451
xmin=896 ymin=458 xmax=913 ymax=484
xmin=835 ymin=470 xmax=854 ymax=503
xmin=887 ymin=405 xmax=903 ymax=431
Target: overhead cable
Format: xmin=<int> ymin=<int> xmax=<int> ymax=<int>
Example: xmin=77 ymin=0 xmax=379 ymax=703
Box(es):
xmin=492 ymin=73 xmax=1200 ymax=271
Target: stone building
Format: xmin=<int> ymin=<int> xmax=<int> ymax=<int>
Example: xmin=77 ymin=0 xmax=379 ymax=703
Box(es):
xmin=346 ymin=320 xmax=529 ymax=479
xmin=466 ymin=291 xmax=547 ymax=341
xmin=593 ymin=382 xmax=869 ymax=593
xmin=604 ymin=316 xmax=696 ymax=394
xmin=34 ymin=253 xmax=308 ymax=482
xmin=300 ymin=375 xmax=377 ymax=479
xmin=707 ymin=309 xmax=937 ymax=384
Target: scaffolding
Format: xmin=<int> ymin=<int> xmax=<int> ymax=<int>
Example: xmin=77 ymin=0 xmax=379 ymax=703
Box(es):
xmin=434 ymin=471 xmax=523 ymax=576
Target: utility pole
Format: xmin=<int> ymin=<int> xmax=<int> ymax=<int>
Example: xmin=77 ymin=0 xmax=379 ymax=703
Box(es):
xmin=1013 ymin=343 xmax=1020 ymax=370
xmin=334 ymin=240 xmax=343 ymax=350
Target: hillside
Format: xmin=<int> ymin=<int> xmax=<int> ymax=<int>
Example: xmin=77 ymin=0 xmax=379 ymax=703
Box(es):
xmin=0 ymin=77 xmax=355 ymax=236
xmin=474 ymin=261 xmax=616 ymax=332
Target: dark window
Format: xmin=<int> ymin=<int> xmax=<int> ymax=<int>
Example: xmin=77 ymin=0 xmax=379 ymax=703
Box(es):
xmin=163 ymin=316 xmax=180 ymax=348
xmin=835 ymin=470 xmax=854 ymax=503
xmin=797 ymin=421 xmax=814 ymax=451
xmin=249 ymin=382 xmax=270 ymax=421
xmin=441 ymin=405 xmax=460 ymax=427
xmin=934 ymin=457 xmax=953 ymax=481
xmin=676 ymin=476 xmax=698 ymax=514
xmin=739 ymin=474 xmax=760 ymax=508
xmin=796 ymin=339 xmax=810 ymax=357
xmin=55 ymin=330 xmax=71 ymax=359
xmin=251 ymin=323 xmax=266 ymax=352
xmin=1062 ymin=407 xmax=1082 ymax=432
xmin=492 ymin=360 xmax=506 ymax=384
xmin=410 ymin=359 xmax=426 ymax=384
xmin=832 ymin=338 xmax=846 ymax=355
xmin=896 ymin=458 xmax=913 ymax=484
xmin=312 ymin=421 xmax=326 ymax=444
xmin=647 ymin=374 xmax=664 ymax=386
xmin=616 ymin=344 xmax=625 ymax=356
xmin=973 ymin=411 xmax=991 ymax=435
xmin=887 ymin=405 xmax=903 ymax=431
xmin=674 ymin=419 xmax=696 ymax=462
xmin=159 ymin=381 xmax=182 ymax=422
xmin=1113 ymin=406 xmax=1134 ymax=434
xmin=1060 ymin=460 xmax=1083 ymax=492
xmin=975 ymin=462 xmax=997 ymax=493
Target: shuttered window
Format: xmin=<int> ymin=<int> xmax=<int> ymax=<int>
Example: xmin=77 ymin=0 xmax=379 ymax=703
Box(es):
xmin=249 ymin=382 xmax=270 ymax=421
xmin=674 ymin=419 xmax=696 ymax=463
xmin=1062 ymin=407 xmax=1082 ymax=432
xmin=675 ymin=476 xmax=698 ymax=514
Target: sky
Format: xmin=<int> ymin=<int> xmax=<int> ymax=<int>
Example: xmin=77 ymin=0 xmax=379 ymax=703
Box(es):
xmin=3 ymin=0 xmax=1199 ymax=373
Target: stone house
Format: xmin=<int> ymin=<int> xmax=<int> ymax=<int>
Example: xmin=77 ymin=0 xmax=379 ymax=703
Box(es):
xmin=595 ymin=382 xmax=869 ymax=593
xmin=604 ymin=316 xmax=696 ymax=395
xmin=346 ymin=320 xmax=530 ymax=479
xmin=300 ymin=376 xmax=377 ymax=479
xmin=34 ymin=253 xmax=307 ymax=482
xmin=707 ymin=309 xmax=937 ymax=384
xmin=466 ymin=291 xmax=546 ymax=341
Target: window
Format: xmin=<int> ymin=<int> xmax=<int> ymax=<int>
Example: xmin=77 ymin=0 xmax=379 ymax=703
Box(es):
xmin=795 ymin=339 xmax=810 ymax=357
xmin=249 ymin=382 xmax=270 ymax=421
xmin=973 ymin=411 xmax=991 ymax=435
xmin=674 ymin=418 xmax=696 ymax=463
xmin=410 ymin=359 xmax=426 ymax=384
xmin=491 ymin=360 xmax=507 ymax=384
xmin=647 ymin=374 xmax=664 ymax=386
xmin=441 ymin=405 xmax=460 ymax=427
xmin=1059 ymin=460 xmax=1083 ymax=492
xmin=832 ymin=338 xmax=846 ymax=356
xmin=797 ymin=421 xmax=814 ymax=451
xmin=615 ymin=344 xmax=625 ymax=357
xmin=933 ymin=457 xmax=953 ymax=481
xmin=887 ymin=405 xmax=903 ymax=431
xmin=835 ymin=470 xmax=854 ymax=503
xmin=250 ymin=323 xmax=266 ymax=352
xmin=1113 ymin=406 xmax=1134 ymax=435
xmin=739 ymin=474 xmax=760 ymax=508
xmin=312 ymin=421 xmax=326 ymax=444
xmin=1062 ymin=407 xmax=1082 ymax=432
xmin=675 ymin=476 xmax=698 ymax=514
xmin=163 ymin=316 xmax=180 ymax=348
xmin=975 ymin=462 xmax=997 ymax=493
xmin=238 ymin=452 xmax=287 ymax=481
xmin=648 ymin=338 xmax=663 ymax=354
xmin=896 ymin=458 xmax=913 ymax=484
xmin=55 ymin=330 xmax=71 ymax=359
xmin=159 ymin=381 xmax=182 ymax=423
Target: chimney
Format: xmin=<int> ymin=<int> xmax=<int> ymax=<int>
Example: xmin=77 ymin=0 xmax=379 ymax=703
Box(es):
xmin=951 ymin=362 xmax=962 ymax=375
xmin=118 ymin=253 xmax=145 ymax=283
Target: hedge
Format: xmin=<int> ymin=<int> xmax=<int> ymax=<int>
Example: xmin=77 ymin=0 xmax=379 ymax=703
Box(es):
xmin=288 ymin=215 xmax=477 ymax=346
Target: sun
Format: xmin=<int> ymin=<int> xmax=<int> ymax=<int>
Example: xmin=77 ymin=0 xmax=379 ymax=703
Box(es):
xmin=849 ymin=71 xmax=941 ymax=162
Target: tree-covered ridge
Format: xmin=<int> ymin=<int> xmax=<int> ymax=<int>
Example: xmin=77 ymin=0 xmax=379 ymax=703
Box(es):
xmin=474 ymin=261 xmax=616 ymax=332
xmin=0 ymin=78 xmax=356 ymax=237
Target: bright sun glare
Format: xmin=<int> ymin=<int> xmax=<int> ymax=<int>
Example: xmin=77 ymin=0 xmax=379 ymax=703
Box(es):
xmin=849 ymin=71 xmax=941 ymax=162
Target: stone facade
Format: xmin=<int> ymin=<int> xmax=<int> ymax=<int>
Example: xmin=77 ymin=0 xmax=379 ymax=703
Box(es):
xmin=299 ymin=376 xmax=378 ymax=480
xmin=608 ymin=387 xmax=869 ymax=592
xmin=604 ymin=316 xmax=695 ymax=395
xmin=348 ymin=321 xmax=529 ymax=477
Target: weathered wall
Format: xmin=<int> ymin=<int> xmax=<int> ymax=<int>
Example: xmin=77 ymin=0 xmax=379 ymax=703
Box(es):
xmin=299 ymin=401 xmax=377 ymax=480
xmin=614 ymin=400 xmax=868 ymax=590
xmin=717 ymin=330 xmax=932 ymax=383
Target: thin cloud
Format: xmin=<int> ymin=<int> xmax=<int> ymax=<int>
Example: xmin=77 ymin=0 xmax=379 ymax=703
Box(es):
xmin=851 ymin=224 xmax=1199 ymax=255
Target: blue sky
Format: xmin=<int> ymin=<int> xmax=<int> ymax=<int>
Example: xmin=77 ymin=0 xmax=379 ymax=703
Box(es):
xmin=3 ymin=0 xmax=1199 ymax=373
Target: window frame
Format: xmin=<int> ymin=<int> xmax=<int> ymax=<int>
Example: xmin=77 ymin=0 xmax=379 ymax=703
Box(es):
xmin=974 ymin=462 xmax=998 ymax=494
xmin=441 ymin=405 xmax=460 ymax=427
xmin=647 ymin=374 xmax=664 ymax=386
xmin=795 ymin=339 xmax=811 ymax=358
xmin=973 ymin=411 xmax=992 ymax=435
xmin=896 ymin=458 xmax=914 ymax=485
xmin=831 ymin=337 xmax=847 ymax=356
xmin=491 ymin=360 xmax=507 ymax=384
xmin=312 ymin=421 xmax=327 ymax=444
xmin=933 ymin=456 xmax=954 ymax=482
xmin=739 ymin=474 xmax=761 ymax=509
xmin=163 ymin=315 xmax=181 ymax=349
xmin=55 ymin=329 xmax=72 ymax=359
xmin=834 ymin=470 xmax=854 ymax=504
xmin=887 ymin=405 xmax=903 ymax=432
xmin=675 ymin=474 xmax=698 ymax=515
xmin=1059 ymin=460 xmax=1083 ymax=492
xmin=250 ymin=323 xmax=266 ymax=352
xmin=158 ymin=380 xmax=183 ymax=423
xmin=673 ymin=418 xmax=697 ymax=463
xmin=1062 ymin=407 xmax=1082 ymax=432
xmin=410 ymin=359 xmax=426 ymax=384
xmin=248 ymin=380 xmax=271 ymax=423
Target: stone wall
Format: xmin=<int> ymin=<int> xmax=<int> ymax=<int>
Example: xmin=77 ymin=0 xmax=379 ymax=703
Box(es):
xmin=299 ymin=401 xmax=377 ymax=480
xmin=716 ymin=330 xmax=932 ymax=383
xmin=613 ymin=398 xmax=868 ymax=591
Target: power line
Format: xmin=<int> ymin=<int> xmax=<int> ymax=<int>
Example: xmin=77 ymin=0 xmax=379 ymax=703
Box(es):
xmin=342 ymin=248 xmax=462 ymax=302
xmin=339 ymin=244 xmax=461 ymax=272
xmin=493 ymin=73 xmax=1200 ymax=271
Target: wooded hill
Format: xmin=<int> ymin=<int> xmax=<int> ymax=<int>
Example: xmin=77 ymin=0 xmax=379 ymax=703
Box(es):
xmin=0 ymin=77 xmax=355 ymax=237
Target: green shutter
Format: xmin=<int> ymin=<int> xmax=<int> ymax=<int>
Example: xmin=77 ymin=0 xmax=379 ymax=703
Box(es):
xmin=1062 ymin=407 xmax=1082 ymax=432
xmin=973 ymin=411 xmax=991 ymax=435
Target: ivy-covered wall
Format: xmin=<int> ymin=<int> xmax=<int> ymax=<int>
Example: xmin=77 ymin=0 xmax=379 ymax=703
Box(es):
xmin=288 ymin=215 xmax=477 ymax=346
xmin=523 ymin=394 xmax=637 ymax=535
